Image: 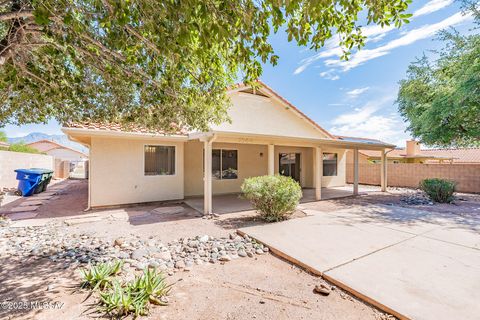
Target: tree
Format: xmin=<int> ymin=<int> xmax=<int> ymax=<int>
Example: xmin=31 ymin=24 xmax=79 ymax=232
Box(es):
xmin=0 ymin=130 xmax=7 ymax=142
xmin=8 ymin=141 xmax=41 ymax=153
xmin=1 ymin=0 xmax=411 ymax=132
xmin=397 ymin=1 xmax=480 ymax=147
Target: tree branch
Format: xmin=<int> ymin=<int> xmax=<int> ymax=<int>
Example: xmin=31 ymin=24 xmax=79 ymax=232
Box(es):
xmin=0 ymin=10 xmax=34 ymax=21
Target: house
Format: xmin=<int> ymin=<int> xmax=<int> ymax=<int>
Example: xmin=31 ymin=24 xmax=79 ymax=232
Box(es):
xmin=27 ymin=139 xmax=88 ymax=162
xmin=63 ymin=81 xmax=394 ymax=213
xmin=348 ymin=140 xmax=480 ymax=164
xmin=0 ymin=141 xmax=9 ymax=149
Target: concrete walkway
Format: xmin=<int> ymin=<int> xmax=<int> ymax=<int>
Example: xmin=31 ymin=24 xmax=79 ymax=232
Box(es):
xmin=239 ymin=204 xmax=480 ymax=320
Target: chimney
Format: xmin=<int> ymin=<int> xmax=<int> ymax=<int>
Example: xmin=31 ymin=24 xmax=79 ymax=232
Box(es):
xmin=406 ymin=140 xmax=420 ymax=156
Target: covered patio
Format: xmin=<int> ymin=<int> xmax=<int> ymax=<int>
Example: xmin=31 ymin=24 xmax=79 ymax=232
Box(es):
xmin=185 ymin=185 xmax=375 ymax=215
xmin=190 ymin=130 xmax=393 ymax=215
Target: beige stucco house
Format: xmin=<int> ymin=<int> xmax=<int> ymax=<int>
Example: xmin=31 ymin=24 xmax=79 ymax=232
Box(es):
xmin=27 ymin=139 xmax=88 ymax=162
xmin=63 ymin=81 xmax=394 ymax=214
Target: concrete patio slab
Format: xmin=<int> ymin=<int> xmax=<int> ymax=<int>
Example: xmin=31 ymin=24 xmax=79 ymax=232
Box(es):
xmin=239 ymin=213 xmax=414 ymax=272
xmin=7 ymin=211 xmax=39 ymax=220
xmin=19 ymin=200 xmax=47 ymax=206
xmin=9 ymin=205 xmax=39 ymax=212
xmin=325 ymin=236 xmax=480 ymax=320
xmin=239 ymin=205 xmax=480 ymax=320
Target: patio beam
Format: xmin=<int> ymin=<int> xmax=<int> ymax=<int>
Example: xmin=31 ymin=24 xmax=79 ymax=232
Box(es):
xmin=353 ymin=147 xmax=359 ymax=195
xmin=315 ymin=146 xmax=322 ymax=200
xmin=268 ymin=144 xmax=275 ymax=175
xmin=381 ymin=149 xmax=387 ymax=192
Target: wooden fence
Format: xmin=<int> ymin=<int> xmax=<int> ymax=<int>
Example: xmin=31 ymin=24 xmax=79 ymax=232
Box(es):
xmin=346 ymin=163 xmax=480 ymax=193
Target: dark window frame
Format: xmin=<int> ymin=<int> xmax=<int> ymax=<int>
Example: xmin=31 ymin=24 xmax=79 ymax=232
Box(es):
xmin=212 ymin=148 xmax=238 ymax=180
xmin=323 ymin=153 xmax=337 ymax=176
xmin=144 ymin=145 xmax=176 ymax=176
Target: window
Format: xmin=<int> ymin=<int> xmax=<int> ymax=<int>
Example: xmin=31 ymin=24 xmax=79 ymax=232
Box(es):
xmin=212 ymin=149 xmax=238 ymax=179
xmin=144 ymin=145 xmax=175 ymax=175
xmin=323 ymin=153 xmax=337 ymax=176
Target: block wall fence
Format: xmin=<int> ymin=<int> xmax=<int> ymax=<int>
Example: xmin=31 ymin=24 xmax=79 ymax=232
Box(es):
xmin=346 ymin=163 xmax=480 ymax=193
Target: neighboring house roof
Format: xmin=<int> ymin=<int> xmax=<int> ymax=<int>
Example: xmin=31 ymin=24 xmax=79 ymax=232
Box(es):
xmin=421 ymin=148 xmax=480 ymax=163
xmin=0 ymin=141 xmax=9 ymax=148
xmin=360 ymin=148 xmax=480 ymax=163
xmin=27 ymin=139 xmax=89 ymax=158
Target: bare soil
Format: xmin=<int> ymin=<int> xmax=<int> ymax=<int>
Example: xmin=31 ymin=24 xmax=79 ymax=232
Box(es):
xmin=2 ymin=180 xmax=478 ymax=320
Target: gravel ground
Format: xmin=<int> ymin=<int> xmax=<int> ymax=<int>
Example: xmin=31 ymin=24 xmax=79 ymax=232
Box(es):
xmin=7 ymin=180 xmax=479 ymax=319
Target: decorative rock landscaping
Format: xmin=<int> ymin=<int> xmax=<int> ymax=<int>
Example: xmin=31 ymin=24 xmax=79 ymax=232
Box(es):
xmin=0 ymin=221 xmax=267 ymax=275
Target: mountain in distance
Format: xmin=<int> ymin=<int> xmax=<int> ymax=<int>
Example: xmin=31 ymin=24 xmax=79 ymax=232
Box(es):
xmin=8 ymin=132 xmax=89 ymax=154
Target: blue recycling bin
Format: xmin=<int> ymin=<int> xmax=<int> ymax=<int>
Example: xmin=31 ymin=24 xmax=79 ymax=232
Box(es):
xmin=14 ymin=168 xmax=53 ymax=197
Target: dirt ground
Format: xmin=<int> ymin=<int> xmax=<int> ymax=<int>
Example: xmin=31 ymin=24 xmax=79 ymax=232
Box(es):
xmin=1 ymin=179 xmax=478 ymax=320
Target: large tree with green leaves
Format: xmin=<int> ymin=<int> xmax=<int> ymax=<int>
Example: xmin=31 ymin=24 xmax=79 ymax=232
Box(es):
xmin=1 ymin=0 xmax=411 ymax=132
xmin=397 ymin=1 xmax=479 ymax=147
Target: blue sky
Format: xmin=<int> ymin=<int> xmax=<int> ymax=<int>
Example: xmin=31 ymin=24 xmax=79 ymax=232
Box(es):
xmin=3 ymin=0 xmax=475 ymax=147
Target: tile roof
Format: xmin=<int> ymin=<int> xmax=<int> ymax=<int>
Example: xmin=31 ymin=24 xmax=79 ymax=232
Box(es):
xmin=360 ymin=148 xmax=480 ymax=163
xmin=0 ymin=141 xmax=9 ymax=148
xmin=422 ymin=148 xmax=480 ymax=163
xmin=26 ymin=139 xmax=88 ymax=157
xmin=64 ymin=122 xmax=188 ymax=136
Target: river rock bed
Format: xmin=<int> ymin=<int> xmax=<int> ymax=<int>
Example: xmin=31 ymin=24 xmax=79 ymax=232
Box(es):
xmin=0 ymin=222 xmax=267 ymax=274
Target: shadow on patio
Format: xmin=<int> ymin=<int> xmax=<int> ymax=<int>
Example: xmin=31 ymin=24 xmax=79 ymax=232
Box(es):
xmin=184 ymin=185 xmax=374 ymax=215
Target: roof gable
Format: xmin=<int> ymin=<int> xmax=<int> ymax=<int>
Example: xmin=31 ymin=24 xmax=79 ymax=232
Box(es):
xmin=211 ymin=81 xmax=334 ymax=139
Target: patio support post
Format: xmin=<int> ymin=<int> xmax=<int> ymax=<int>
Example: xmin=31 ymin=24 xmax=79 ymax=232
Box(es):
xmin=203 ymin=135 xmax=215 ymax=215
xmin=353 ymin=148 xmax=359 ymax=195
xmin=267 ymin=144 xmax=275 ymax=175
xmin=315 ymin=146 xmax=322 ymax=201
xmin=381 ymin=148 xmax=387 ymax=192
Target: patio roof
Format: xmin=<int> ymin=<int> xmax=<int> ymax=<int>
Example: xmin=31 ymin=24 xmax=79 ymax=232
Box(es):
xmin=190 ymin=130 xmax=396 ymax=150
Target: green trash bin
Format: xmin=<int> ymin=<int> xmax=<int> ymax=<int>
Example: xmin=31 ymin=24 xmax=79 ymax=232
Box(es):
xmin=30 ymin=168 xmax=54 ymax=194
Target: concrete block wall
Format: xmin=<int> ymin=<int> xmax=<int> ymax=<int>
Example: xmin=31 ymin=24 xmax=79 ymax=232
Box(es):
xmin=347 ymin=163 xmax=480 ymax=193
xmin=0 ymin=150 xmax=55 ymax=188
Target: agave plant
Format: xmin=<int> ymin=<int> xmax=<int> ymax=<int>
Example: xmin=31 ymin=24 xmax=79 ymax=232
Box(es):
xmin=80 ymin=260 xmax=124 ymax=291
xmin=99 ymin=280 xmax=148 ymax=318
xmin=130 ymin=267 xmax=172 ymax=306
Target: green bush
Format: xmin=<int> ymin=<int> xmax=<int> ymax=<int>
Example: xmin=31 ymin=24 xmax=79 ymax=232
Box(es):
xmin=241 ymin=175 xmax=302 ymax=222
xmin=419 ymin=178 xmax=456 ymax=203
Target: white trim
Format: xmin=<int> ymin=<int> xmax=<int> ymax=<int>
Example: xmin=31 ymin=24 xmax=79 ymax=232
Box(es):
xmin=193 ymin=130 xmax=396 ymax=149
xmin=62 ymin=127 xmax=188 ymax=141
xmin=142 ymin=144 xmax=178 ymax=177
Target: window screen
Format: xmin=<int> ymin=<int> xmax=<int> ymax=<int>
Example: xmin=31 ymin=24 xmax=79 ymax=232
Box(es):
xmin=144 ymin=145 xmax=175 ymax=175
xmin=323 ymin=153 xmax=337 ymax=176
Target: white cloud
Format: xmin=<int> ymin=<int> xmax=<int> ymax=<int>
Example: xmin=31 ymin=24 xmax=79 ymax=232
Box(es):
xmin=330 ymin=95 xmax=409 ymax=146
xmin=319 ymin=69 xmax=340 ymax=80
xmin=293 ymin=0 xmax=456 ymax=75
xmin=332 ymin=95 xmax=394 ymax=126
xmin=414 ymin=0 xmax=454 ymax=17
xmin=346 ymin=87 xmax=370 ymax=97
xmin=328 ymin=12 xmax=473 ymax=71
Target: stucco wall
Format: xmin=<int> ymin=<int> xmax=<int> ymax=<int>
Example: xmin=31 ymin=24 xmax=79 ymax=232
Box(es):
xmin=184 ymin=141 xmax=268 ymax=196
xmin=45 ymin=148 xmax=87 ymax=162
xmin=210 ymin=93 xmax=328 ymax=139
xmin=0 ymin=150 xmax=54 ymax=188
xmin=90 ymin=137 xmax=184 ymax=207
xmin=321 ymin=148 xmax=347 ymax=188
xmin=184 ymin=142 xmax=346 ymax=196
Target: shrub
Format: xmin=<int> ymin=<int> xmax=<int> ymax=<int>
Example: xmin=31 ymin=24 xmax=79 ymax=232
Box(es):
xmin=241 ymin=175 xmax=302 ymax=222
xmin=419 ymin=178 xmax=456 ymax=203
